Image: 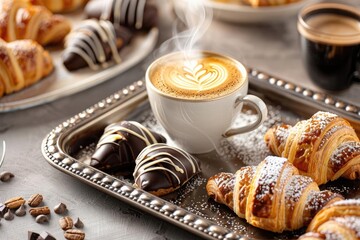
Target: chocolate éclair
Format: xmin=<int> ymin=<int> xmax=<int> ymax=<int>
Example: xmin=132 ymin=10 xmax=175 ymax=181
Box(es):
xmin=85 ymin=0 xmax=158 ymax=31
xmin=133 ymin=143 xmax=201 ymax=196
xmin=62 ymin=19 xmax=133 ymax=71
xmin=90 ymin=121 xmax=166 ymax=175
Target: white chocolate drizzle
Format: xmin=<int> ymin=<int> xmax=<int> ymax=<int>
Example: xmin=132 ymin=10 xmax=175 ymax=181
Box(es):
xmin=134 ymin=143 xmax=200 ymax=187
xmin=64 ymin=19 xmax=121 ymax=70
xmin=97 ymin=121 xmax=159 ymax=147
xmin=102 ymin=0 xmax=146 ymax=30
xmin=135 ymin=0 xmax=146 ymax=30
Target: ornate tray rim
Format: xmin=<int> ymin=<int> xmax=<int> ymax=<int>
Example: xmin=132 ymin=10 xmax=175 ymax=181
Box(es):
xmin=41 ymin=69 xmax=360 ymax=240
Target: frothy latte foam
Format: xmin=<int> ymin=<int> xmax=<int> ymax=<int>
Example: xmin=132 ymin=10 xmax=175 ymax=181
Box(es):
xmin=149 ymin=52 xmax=245 ymax=100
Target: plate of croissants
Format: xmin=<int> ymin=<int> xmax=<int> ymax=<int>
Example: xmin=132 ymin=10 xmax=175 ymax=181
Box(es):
xmin=204 ymin=0 xmax=319 ymax=23
xmin=0 ymin=0 xmax=159 ymax=112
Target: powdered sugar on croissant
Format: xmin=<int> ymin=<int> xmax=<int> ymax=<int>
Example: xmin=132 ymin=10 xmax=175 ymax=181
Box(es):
xmin=0 ymin=39 xmax=53 ymax=97
xmin=299 ymin=199 xmax=360 ymax=240
xmin=0 ymin=0 xmax=71 ymax=45
xmin=265 ymin=111 xmax=360 ymax=185
xmin=206 ymin=156 xmax=343 ymax=233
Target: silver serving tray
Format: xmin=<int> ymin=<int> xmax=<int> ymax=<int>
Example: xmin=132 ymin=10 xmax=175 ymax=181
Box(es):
xmin=0 ymin=11 xmax=158 ymax=113
xmin=41 ymin=69 xmax=360 ymax=240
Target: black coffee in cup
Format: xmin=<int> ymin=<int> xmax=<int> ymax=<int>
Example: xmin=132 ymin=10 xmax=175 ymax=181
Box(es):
xmin=298 ymin=3 xmax=360 ymax=91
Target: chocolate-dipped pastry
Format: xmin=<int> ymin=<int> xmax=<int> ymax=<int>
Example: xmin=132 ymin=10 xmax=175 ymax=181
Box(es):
xmin=85 ymin=0 xmax=158 ymax=31
xmin=133 ymin=143 xmax=201 ymax=196
xmin=90 ymin=121 xmax=166 ymax=174
xmin=62 ymin=19 xmax=133 ymax=71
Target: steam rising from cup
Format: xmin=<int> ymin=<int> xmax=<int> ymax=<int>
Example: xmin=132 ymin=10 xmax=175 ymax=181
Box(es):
xmin=155 ymin=0 xmax=213 ymax=58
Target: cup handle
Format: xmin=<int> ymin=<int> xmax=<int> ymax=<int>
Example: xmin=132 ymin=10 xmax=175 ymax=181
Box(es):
xmin=223 ymin=95 xmax=268 ymax=138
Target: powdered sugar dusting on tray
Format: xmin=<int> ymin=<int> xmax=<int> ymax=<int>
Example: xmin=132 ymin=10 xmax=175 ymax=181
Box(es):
xmin=141 ymin=105 xmax=284 ymax=167
xmin=76 ymin=143 xmax=96 ymax=165
xmin=218 ymin=106 xmax=283 ymax=166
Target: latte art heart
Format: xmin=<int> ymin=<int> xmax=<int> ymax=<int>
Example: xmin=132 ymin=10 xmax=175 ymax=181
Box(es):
xmin=149 ymin=52 xmax=245 ymax=100
xmin=171 ymin=61 xmax=228 ymax=91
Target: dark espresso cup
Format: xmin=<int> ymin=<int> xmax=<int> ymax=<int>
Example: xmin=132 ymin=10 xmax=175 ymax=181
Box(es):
xmin=297 ymin=3 xmax=360 ymax=91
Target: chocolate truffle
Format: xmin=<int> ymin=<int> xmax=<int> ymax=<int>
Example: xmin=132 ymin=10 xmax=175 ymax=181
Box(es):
xmin=133 ymin=143 xmax=201 ymax=196
xmin=62 ymin=19 xmax=133 ymax=71
xmin=85 ymin=0 xmax=158 ymax=31
xmin=91 ymin=121 xmax=166 ymax=175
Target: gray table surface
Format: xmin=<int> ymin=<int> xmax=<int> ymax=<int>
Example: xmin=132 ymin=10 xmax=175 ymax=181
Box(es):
xmin=1 ymin=1 xmax=359 ymax=239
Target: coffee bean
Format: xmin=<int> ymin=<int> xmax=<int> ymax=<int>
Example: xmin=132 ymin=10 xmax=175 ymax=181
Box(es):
xmin=38 ymin=231 xmax=56 ymax=240
xmin=0 ymin=171 xmax=14 ymax=182
xmin=54 ymin=202 xmax=67 ymax=214
xmin=0 ymin=203 xmax=7 ymax=217
xmin=28 ymin=231 xmax=40 ymax=240
xmin=27 ymin=193 xmax=43 ymax=207
xmin=15 ymin=204 xmax=26 ymax=216
xmin=35 ymin=214 xmax=49 ymax=224
xmin=64 ymin=229 xmax=85 ymax=240
xmin=4 ymin=196 xmax=25 ymax=209
xmin=74 ymin=217 xmax=84 ymax=228
xmin=59 ymin=216 xmax=73 ymax=230
xmin=29 ymin=206 xmax=50 ymax=216
xmin=4 ymin=209 xmax=14 ymax=220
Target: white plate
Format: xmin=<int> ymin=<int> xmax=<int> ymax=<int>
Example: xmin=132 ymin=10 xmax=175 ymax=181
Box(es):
xmin=0 ymin=12 xmax=159 ymax=113
xmin=204 ymin=0 xmax=319 ymax=23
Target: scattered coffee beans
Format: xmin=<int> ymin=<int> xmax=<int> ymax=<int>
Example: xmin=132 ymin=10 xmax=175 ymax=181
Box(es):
xmin=4 ymin=196 xmax=25 ymax=209
xmin=59 ymin=216 xmax=73 ymax=230
xmin=74 ymin=217 xmax=84 ymax=229
xmin=2 ymin=193 xmax=86 ymax=239
xmin=4 ymin=209 xmax=14 ymax=220
xmin=54 ymin=203 xmax=67 ymax=214
xmin=15 ymin=204 xmax=26 ymax=216
xmin=28 ymin=231 xmax=40 ymax=240
xmin=29 ymin=206 xmax=50 ymax=216
xmin=27 ymin=194 xmax=43 ymax=207
xmin=0 ymin=171 xmax=14 ymax=182
xmin=35 ymin=214 xmax=49 ymax=224
xmin=64 ymin=229 xmax=85 ymax=240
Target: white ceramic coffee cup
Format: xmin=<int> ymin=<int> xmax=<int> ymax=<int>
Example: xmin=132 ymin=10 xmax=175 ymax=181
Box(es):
xmin=146 ymin=51 xmax=268 ymax=154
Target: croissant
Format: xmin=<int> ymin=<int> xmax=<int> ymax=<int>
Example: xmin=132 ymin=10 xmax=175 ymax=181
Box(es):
xmin=206 ymin=156 xmax=343 ymax=233
xmin=0 ymin=0 xmax=71 ymax=45
xmin=90 ymin=121 xmax=166 ymax=175
xmin=84 ymin=0 xmax=158 ymax=31
xmin=30 ymin=0 xmax=88 ymax=13
xmin=0 ymin=39 xmax=53 ymax=97
xmin=264 ymin=111 xmax=360 ymax=185
xmin=62 ymin=19 xmax=133 ymax=71
xmin=133 ymin=143 xmax=201 ymax=196
xmin=299 ymin=199 xmax=360 ymax=240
